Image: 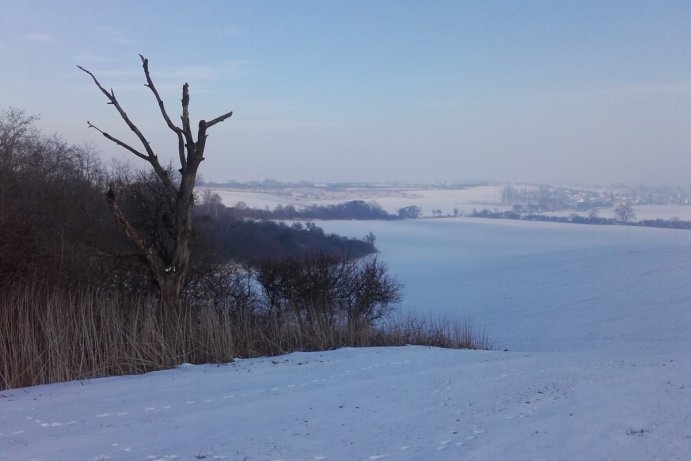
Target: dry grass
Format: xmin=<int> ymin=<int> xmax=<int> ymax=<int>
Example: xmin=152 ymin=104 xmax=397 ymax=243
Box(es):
xmin=376 ymin=313 xmax=492 ymax=350
xmin=0 ymin=282 xmax=491 ymax=390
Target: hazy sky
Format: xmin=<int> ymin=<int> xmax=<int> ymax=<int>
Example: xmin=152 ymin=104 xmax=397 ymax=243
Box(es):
xmin=2 ymin=0 xmax=691 ymax=185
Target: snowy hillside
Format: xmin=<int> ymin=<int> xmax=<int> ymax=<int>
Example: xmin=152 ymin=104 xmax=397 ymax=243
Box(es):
xmin=2 ymin=219 xmax=691 ymax=460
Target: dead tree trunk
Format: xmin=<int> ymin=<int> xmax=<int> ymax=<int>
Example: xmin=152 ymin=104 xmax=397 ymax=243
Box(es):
xmin=79 ymin=55 xmax=232 ymax=320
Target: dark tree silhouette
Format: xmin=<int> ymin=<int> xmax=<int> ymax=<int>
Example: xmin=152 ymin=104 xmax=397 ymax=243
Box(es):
xmin=397 ymin=205 xmax=422 ymax=219
xmin=79 ymin=56 xmax=233 ymax=321
xmin=614 ymin=204 xmax=636 ymax=223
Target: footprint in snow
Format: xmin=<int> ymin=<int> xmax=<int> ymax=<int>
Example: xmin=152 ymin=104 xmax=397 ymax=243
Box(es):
xmin=437 ymin=440 xmax=450 ymax=451
xmin=457 ymin=435 xmax=476 ymax=447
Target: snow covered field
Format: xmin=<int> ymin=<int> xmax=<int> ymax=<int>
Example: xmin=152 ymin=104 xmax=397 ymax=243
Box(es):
xmin=546 ymin=204 xmax=691 ymax=221
xmin=3 ymin=219 xmax=691 ymax=460
xmin=204 ymin=185 xmax=509 ymax=217
xmin=205 ymin=184 xmax=691 ymax=221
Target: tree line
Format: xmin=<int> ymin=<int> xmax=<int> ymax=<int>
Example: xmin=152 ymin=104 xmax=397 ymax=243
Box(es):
xmin=220 ymin=199 xmax=399 ymax=220
xmin=217 ymin=199 xmax=428 ymax=221
xmin=470 ymin=205 xmax=691 ymax=230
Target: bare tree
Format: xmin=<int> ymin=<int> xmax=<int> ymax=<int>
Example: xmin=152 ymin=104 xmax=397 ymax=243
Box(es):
xmin=79 ymin=56 xmax=232 ymax=319
xmin=201 ymin=188 xmax=223 ymax=218
xmin=614 ymin=203 xmax=636 ymax=223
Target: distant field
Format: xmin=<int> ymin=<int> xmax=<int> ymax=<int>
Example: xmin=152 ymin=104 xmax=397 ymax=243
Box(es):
xmin=203 ymin=184 xmax=509 ymax=216
xmin=545 ymin=204 xmax=691 ymax=221
xmin=202 ymin=184 xmax=691 ymax=221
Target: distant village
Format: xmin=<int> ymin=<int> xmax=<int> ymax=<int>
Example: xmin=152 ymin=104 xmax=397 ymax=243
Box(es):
xmin=501 ymin=184 xmax=691 ymax=213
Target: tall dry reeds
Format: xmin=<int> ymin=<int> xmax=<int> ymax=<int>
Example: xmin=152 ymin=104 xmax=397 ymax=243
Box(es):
xmin=1 ymin=282 xmax=490 ymax=390
xmin=0 ymin=282 xmax=228 ymax=389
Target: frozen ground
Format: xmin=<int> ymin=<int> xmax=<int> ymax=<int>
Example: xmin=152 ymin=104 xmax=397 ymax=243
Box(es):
xmin=3 ymin=219 xmax=691 ymax=460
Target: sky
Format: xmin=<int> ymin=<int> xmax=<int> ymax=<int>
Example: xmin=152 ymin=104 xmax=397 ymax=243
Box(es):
xmin=2 ymin=0 xmax=691 ymax=186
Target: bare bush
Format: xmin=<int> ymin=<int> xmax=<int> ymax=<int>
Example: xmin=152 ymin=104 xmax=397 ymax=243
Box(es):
xmin=254 ymin=254 xmax=402 ymax=331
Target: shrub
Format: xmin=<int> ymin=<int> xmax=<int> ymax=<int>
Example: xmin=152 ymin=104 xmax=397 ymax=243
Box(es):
xmin=253 ymin=254 xmax=402 ymax=330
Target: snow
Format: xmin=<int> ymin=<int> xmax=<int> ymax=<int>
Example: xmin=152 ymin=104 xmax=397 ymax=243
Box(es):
xmin=203 ymin=185 xmax=508 ymax=216
xmin=3 ymin=219 xmax=691 ymax=460
xmin=371 ymin=187 xmax=507 ymax=216
xmin=205 ymin=184 xmax=691 ymax=220
xmin=320 ymin=218 xmax=691 ymax=353
xmin=547 ymin=204 xmax=691 ymax=221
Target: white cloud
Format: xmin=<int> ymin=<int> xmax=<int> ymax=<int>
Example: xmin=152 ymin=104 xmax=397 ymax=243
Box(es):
xmin=110 ymin=37 xmax=137 ymax=46
xmin=21 ymin=33 xmax=55 ymax=44
xmin=93 ymin=26 xmax=136 ymax=47
xmin=74 ymin=54 xmax=115 ymax=63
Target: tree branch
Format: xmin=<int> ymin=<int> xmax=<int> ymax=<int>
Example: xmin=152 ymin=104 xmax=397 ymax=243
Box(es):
xmin=78 ymin=65 xmax=155 ymax=158
xmin=205 ymin=111 xmax=234 ymax=129
xmin=78 ymin=63 xmax=177 ymax=196
xmin=180 ymin=83 xmax=194 ymax=144
xmin=106 ymin=186 xmax=166 ymax=276
xmin=193 ymin=112 xmax=232 ymax=165
xmin=139 ymin=55 xmax=187 ymax=170
xmin=86 ymin=121 xmax=148 ymax=161
xmin=196 ymin=121 xmax=208 ymax=164
xmin=77 ymin=65 xmax=116 ymax=104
